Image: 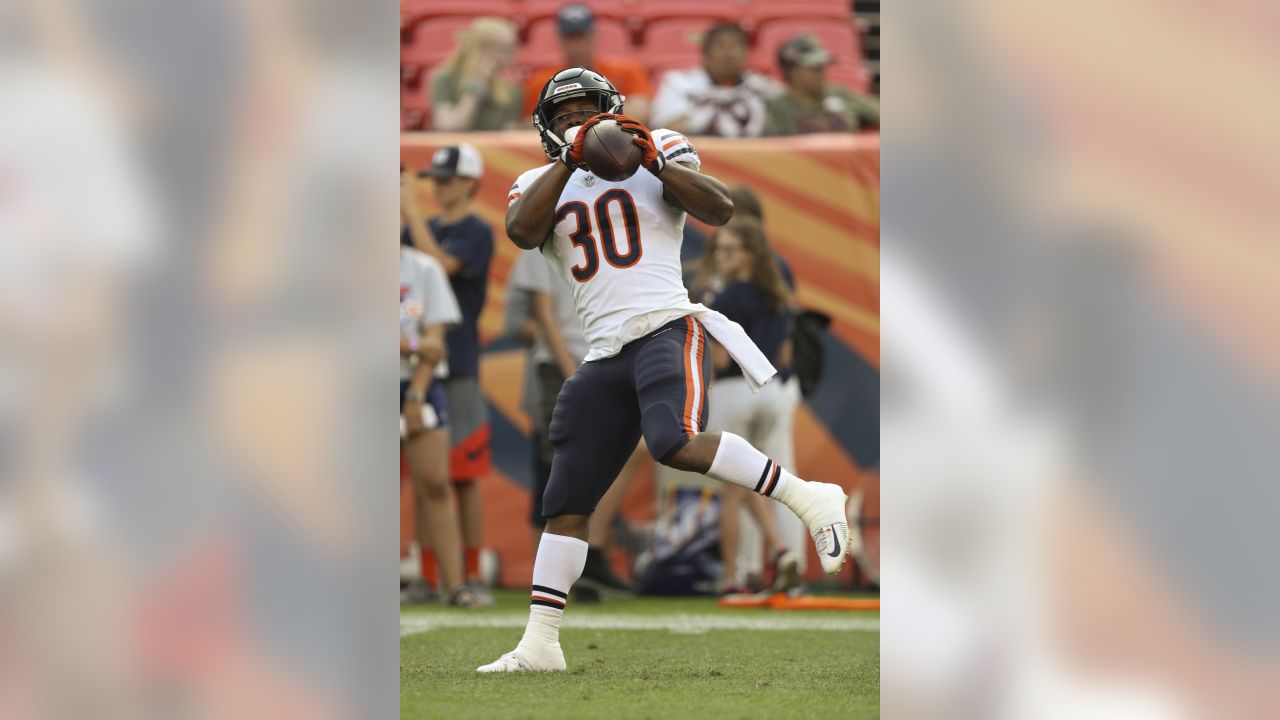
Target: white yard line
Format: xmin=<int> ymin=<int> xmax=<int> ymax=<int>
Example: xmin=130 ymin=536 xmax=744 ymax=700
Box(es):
xmin=400 ymin=612 xmax=879 ymax=637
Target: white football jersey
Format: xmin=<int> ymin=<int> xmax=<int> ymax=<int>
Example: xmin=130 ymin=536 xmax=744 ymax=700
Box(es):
xmin=508 ymin=130 xmax=703 ymax=361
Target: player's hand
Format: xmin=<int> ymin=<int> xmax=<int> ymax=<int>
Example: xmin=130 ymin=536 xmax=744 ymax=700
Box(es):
xmin=558 ymin=113 xmax=613 ymax=169
xmin=613 ymin=115 xmax=665 ymax=175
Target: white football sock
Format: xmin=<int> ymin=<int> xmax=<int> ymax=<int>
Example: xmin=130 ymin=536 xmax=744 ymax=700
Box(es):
xmin=706 ymin=431 xmax=806 ymax=506
xmin=521 ymin=532 xmax=588 ymax=647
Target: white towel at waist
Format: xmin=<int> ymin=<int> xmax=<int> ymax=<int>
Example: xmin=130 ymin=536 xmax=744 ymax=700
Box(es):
xmin=582 ymin=304 xmax=777 ymax=391
xmin=691 ymin=307 xmax=777 ymax=392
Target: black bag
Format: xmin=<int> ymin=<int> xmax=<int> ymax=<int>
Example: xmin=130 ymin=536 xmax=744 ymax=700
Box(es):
xmin=792 ymin=309 xmax=831 ymax=399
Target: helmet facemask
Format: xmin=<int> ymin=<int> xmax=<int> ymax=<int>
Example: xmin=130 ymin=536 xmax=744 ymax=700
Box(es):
xmin=532 ymin=68 xmax=623 ymax=160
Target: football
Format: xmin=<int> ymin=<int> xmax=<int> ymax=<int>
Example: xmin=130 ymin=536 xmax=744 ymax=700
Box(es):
xmin=580 ymin=119 xmax=643 ymax=182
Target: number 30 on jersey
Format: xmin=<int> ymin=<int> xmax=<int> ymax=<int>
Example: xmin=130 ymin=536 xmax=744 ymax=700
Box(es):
xmin=555 ymin=189 xmax=642 ymax=282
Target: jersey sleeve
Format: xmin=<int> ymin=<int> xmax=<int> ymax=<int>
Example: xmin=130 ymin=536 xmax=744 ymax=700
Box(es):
xmin=507 ymin=178 xmax=522 ymax=208
xmin=508 ymin=165 xmax=553 ymax=209
xmin=652 ymin=129 xmax=701 ymax=171
xmin=419 ymin=254 xmax=462 ymax=327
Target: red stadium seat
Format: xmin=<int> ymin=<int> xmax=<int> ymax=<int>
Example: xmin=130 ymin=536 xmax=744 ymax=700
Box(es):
xmin=752 ymin=19 xmax=861 ymax=70
xmin=402 ymin=0 xmax=515 ymax=19
xmin=640 ymin=18 xmax=715 ymax=70
xmin=401 ymin=90 xmax=432 ymax=131
xmin=517 ymin=0 xmax=631 ymax=28
xmin=744 ymin=2 xmax=852 ymax=27
xmin=630 ymin=0 xmax=739 ymax=26
xmin=401 ymin=17 xmax=472 ymax=89
xmin=516 ymin=44 xmax=562 ymax=72
xmin=401 ymin=0 xmax=517 ymax=40
xmin=746 ymin=57 xmax=782 ymax=82
xmin=524 ymin=16 xmax=633 ymax=58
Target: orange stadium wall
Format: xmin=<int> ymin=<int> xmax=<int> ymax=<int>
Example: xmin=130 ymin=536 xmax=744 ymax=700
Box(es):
xmin=401 ymin=131 xmax=879 ymax=587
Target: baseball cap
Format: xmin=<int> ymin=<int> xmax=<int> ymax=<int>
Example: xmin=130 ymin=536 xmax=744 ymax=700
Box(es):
xmin=777 ymin=34 xmax=833 ymax=69
xmin=556 ymin=3 xmax=595 ymax=35
xmin=422 ymin=144 xmax=484 ymax=179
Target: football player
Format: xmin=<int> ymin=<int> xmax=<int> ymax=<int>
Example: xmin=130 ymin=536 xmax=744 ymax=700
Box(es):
xmin=478 ymin=68 xmax=851 ymax=672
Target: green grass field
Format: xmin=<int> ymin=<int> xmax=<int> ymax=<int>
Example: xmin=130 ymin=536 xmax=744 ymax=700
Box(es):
xmin=401 ymin=590 xmax=879 ymax=719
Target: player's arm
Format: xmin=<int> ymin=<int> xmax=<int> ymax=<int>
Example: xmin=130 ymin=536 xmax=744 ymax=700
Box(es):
xmin=507 ymin=116 xmax=608 ymax=249
xmin=401 ymin=173 xmax=463 ymax=274
xmin=655 ymin=162 xmax=733 ymax=227
xmin=613 ymin=116 xmax=734 ymax=226
xmin=505 ymin=164 xmax=576 ymax=250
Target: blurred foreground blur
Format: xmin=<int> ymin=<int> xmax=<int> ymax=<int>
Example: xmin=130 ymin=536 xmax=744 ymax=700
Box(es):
xmin=0 ymin=0 xmax=396 ymax=718
xmin=882 ymin=1 xmax=1280 ymax=718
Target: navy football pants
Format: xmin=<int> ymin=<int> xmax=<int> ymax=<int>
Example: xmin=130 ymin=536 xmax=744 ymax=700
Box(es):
xmin=541 ymin=315 xmax=713 ymax=518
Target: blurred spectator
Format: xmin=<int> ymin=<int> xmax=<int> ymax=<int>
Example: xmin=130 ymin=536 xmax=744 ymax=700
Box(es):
xmin=429 ymin=18 xmax=522 ymax=131
xmin=651 ymin=22 xmax=780 ymax=137
xmin=726 ymin=185 xmax=796 ymax=290
xmin=764 ymin=35 xmax=879 ymax=135
xmin=401 ymin=145 xmax=495 ymax=602
xmin=522 ymin=4 xmax=652 ymax=124
xmin=398 ymin=209 xmax=483 ymax=607
xmin=690 ymin=217 xmax=802 ymax=593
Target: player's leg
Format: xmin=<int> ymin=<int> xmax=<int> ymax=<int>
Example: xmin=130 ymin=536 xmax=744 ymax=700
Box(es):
xmin=672 ymin=432 xmax=849 ymax=574
xmin=479 ymin=358 xmax=641 ymax=673
xmin=638 ymin=317 xmax=852 ymax=575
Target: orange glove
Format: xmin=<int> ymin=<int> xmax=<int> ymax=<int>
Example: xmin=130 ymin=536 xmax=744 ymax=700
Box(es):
xmin=613 ymin=114 xmax=666 ymax=174
xmin=559 ymin=112 xmax=615 ymax=168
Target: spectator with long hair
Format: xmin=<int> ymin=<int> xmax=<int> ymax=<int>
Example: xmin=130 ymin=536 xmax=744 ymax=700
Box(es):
xmin=430 ymin=18 xmax=521 ymax=131
xmin=692 ymin=217 xmax=801 ymax=593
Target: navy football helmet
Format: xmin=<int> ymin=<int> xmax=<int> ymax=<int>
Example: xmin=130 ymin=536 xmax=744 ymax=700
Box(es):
xmin=532 ymin=67 xmax=624 ymax=159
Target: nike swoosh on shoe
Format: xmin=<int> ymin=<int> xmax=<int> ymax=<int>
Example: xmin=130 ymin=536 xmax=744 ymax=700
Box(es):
xmin=826 ymin=525 xmax=842 ymax=558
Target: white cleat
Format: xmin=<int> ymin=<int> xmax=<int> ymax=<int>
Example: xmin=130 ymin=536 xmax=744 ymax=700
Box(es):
xmin=476 ymin=642 xmax=566 ymax=673
xmin=786 ymin=482 xmax=852 ymax=575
